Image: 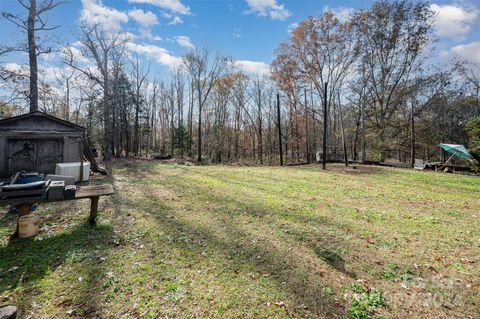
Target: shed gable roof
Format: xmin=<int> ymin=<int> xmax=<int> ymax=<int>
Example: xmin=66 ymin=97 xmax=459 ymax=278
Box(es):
xmin=0 ymin=111 xmax=86 ymax=132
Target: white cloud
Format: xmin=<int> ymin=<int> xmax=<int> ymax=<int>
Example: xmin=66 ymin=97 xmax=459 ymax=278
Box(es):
xmin=80 ymin=0 xmax=129 ymax=31
xmin=128 ymin=0 xmax=190 ymax=15
xmin=287 ymin=22 xmax=298 ymax=34
xmin=442 ymin=41 xmax=480 ymax=64
xmin=72 ymin=41 xmax=83 ymax=47
xmin=41 ymin=66 xmax=65 ymax=82
xmin=323 ymin=6 xmax=354 ymax=22
xmin=139 ymin=28 xmax=162 ymax=40
xmin=167 ymin=15 xmax=183 ymax=25
xmin=430 ymin=4 xmax=478 ymax=38
xmin=119 ymin=32 xmax=136 ymax=41
xmin=2 ymin=63 xmax=29 ymax=77
xmin=245 ymin=0 xmax=291 ymax=20
xmin=233 ymin=60 xmax=271 ymax=76
xmin=175 ymin=36 xmax=195 ymax=50
xmin=128 ymin=9 xmax=161 ymax=40
xmin=126 ymin=42 xmax=183 ymax=68
xmin=128 ymin=9 xmax=158 ymax=28
xmin=59 ymin=46 xmax=89 ymax=64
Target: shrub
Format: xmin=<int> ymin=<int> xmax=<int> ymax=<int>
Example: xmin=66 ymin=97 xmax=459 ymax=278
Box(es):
xmin=348 ymin=284 xmax=387 ymax=319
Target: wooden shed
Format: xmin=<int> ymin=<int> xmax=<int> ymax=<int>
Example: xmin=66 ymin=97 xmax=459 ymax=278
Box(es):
xmin=0 ymin=111 xmax=86 ymax=178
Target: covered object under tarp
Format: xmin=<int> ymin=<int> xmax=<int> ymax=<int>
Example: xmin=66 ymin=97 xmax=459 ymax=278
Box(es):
xmin=438 ymin=143 xmax=472 ymax=161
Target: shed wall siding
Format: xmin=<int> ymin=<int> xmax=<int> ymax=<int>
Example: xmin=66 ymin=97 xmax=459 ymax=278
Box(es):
xmin=63 ymin=137 xmax=82 ymax=162
xmin=0 ymin=136 xmax=5 ymax=177
xmin=0 ymin=117 xmax=84 ymax=133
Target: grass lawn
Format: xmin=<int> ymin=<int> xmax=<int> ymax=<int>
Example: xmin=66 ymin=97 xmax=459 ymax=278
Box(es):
xmin=1 ymin=162 xmax=479 ymax=318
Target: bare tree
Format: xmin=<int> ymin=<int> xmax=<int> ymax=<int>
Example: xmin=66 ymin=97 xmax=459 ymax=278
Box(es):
xmin=64 ymin=23 xmax=128 ymax=160
xmin=183 ymin=48 xmax=226 ymax=162
xmin=273 ymin=11 xmax=359 ymax=165
xmin=458 ymin=61 xmax=480 ymax=114
xmin=127 ymin=53 xmax=150 ymax=156
xmin=2 ymin=0 xmax=64 ymax=113
xmin=252 ymin=77 xmax=265 ymax=164
xmin=353 ymin=0 xmax=434 ymax=159
xmin=407 ymin=71 xmax=449 ymax=166
xmin=54 ymin=66 xmax=76 ymax=121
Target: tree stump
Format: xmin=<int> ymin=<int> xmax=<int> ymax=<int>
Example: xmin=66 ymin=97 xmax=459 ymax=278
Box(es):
xmin=9 ymin=204 xmax=33 ymax=240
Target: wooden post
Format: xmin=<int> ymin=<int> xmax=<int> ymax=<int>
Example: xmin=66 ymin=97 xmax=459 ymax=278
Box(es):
xmin=18 ymin=204 xmax=32 ymax=216
xmin=89 ymin=197 xmax=99 ymax=225
xmin=322 ymin=82 xmax=328 ymax=170
xmin=277 ymin=93 xmax=283 ymax=166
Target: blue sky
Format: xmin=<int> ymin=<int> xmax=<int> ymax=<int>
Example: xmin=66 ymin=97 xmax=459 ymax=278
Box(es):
xmin=0 ymin=0 xmax=479 ymax=76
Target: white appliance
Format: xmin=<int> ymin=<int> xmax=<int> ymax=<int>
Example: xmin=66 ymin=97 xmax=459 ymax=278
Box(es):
xmin=55 ymin=162 xmax=91 ymax=182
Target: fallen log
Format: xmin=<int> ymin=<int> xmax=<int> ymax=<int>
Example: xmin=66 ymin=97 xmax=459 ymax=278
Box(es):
xmin=151 ymin=153 xmax=172 ymax=160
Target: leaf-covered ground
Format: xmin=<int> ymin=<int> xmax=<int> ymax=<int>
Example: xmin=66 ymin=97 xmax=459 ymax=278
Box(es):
xmin=1 ymin=162 xmax=479 ymax=318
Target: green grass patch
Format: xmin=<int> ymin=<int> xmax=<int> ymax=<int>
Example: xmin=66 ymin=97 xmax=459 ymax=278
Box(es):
xmin=0 ymin=162 xmax=478 ymax=318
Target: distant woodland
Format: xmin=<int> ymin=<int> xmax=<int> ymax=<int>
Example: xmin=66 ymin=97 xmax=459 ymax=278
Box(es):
xmin=1 ymin=0 xmax=479 ymax=166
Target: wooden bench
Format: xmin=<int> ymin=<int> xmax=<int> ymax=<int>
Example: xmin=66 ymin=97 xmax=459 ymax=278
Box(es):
xmin=1 ymin=184 xmax=114 ymax=238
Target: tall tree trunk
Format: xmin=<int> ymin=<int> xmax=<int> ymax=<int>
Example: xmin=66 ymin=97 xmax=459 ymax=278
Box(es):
xmin=257 ymin=88 xmax=263 ymax=164
xmin=197 ymin=86 xmax=202 ymax=162
xmin=294 ymin=97 xmax=300 ymax=162
xmin=353 ymin=106 xmax=361 ymax=161
xmin=170 ymin=99 xmax=175 ymax=156
xmin=360 ymin=94 xmax=366 ymax=163
xmin=111 ymin=96 xmax=117 ymax=157
xmin=151 ymin=89 xmax=156 ymax=152
xmin=87 ymin=102 xmax=93 ymax=145
xmin=277 ymin=93 xmax=283 ymax=166
xmin=65 ymin=79 xmax=70 ymax=120
xmin=322 ymin=82 xmax=328 ymax=170
xmin=188 ymin=82 xmax=194 ymax=156
xmin=28 ymin=0 xmax=38 ymax=113
xmin=333 ymin=98 xmax=337 ymax=161
xmin=134 ymin=98 xmax=140 ymax=156
xmin=124 ymin=111 xmax=130 ymax=158
xmin=234 ymin=107 xmax=240 ymax=158
xmin=338 ymin=92 xmax=348 ymax=166
xmin=288 ymin=98 xmax=294 ymax=163
xmin=304 ymin=88 xmax=310 ymax=163
xmin=410 ymin=103 xmax=415 ymax=168
xmin=103 ymin=52 xmax=111 ymax=161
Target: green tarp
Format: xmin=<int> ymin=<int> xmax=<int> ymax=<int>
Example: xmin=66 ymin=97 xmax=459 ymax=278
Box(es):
xmin=438 ymin=144 xmax=472 ymax=160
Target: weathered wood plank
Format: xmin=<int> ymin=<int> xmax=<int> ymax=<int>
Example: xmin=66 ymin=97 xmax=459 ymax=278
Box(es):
xmin=75 ymin=184 xmax=114 ymax=199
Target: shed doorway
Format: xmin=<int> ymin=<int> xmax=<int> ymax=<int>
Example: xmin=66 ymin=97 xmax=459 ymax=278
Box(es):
xmin=6 ymin=138 xmax=64 ymax=175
